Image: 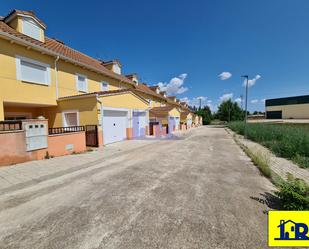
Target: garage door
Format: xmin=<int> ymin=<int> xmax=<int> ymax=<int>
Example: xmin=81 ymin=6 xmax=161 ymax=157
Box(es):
xmin=175 ymin=117 xmax=180 ymax=130
xmin=133 ymin=111 xmax=147 ymax=137
xmin=266 ymin=111 xmax=282 ymax=119
xmin=103 ymin=110 xmax=128 ymax=144
xmin=187 ymin=119 xmax=192 ymax=127
xmin=168 ymin=117 xmax=176 ymax=134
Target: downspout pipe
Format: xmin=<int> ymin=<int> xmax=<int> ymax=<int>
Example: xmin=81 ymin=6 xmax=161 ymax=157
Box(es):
xmin=54 ymin=56 xmax=60 ymax=99
xmin=96 ymin=94 xmax=103 ymax=146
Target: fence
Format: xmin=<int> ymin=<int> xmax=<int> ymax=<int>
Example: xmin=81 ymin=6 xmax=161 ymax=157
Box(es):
xmin=48 ymin=126 xmax=85 ymax=135
xmin=0 ymin=120 xmax=22 ymax=132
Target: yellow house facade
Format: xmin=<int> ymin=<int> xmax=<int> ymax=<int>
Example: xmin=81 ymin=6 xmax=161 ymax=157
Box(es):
xmin=0 ymin=10 xmax=153 ymax=145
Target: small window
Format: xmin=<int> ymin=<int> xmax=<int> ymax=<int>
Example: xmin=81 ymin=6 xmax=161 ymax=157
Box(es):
xmin=22 ymin=17 xmax=41 ymax=40
xmin=76 ymin=74 xmax=88 ymax=92
xmin=113 ymin=64 xmax=121 ymax=75
xmin=16 ymin=56 xmax=51 ymax=85
xmin=101 ymin=82 xmax=109 ymax=91
xmin=63 ymin=112 xmax=79 ymax=127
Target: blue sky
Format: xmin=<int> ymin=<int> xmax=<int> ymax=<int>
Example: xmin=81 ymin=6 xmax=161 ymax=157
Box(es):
xmin=1 ymin=0 xmax=309 ymax=112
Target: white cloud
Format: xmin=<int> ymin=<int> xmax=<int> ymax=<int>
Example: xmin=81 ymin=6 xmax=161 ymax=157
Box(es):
xmin=235 ymin=97 xmax=242 ymax=104
xmin=243 ymin=75 xmax=261 ymax=88
xmin=219 ymin=93 xmax=233 ymax=102
xmin=180 ymin=97 xmax=190 ymax=104
xmin=158 ymin=73 xmax=188 ymax=95
xmin=180 ymin=96 xmax=207 ymax=107
xmin=218 ymin=72 xmax=232 ymax=80
xmin=251 ymin=99 xmax=258 ymax=104
xmin=261 ymin=98 xmax=266 ymax=103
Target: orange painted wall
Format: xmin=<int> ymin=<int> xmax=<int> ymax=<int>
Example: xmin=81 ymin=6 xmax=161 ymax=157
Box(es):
xmin=0 ymin=130 xmax=86 ymax=167
xmin=47 ymin=132 xmax=86 ymax=157
xmin=98 ymin=130 xmax=104 ymax=147
xmin=126 ymin=128 xmax=133 ymax=139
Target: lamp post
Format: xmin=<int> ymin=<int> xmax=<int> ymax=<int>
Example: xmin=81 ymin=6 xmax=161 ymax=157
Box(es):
xmin=241 ymin=75 xmax=249 ymax=139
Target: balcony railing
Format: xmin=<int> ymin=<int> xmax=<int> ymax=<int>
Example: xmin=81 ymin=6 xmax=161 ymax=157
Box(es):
xmin=0 ymin=120 xmax=22 ymax=132
xmin=48 ymin=126 xmax=85 ymax=135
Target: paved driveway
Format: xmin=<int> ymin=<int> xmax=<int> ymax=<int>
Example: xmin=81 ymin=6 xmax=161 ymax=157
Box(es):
xmin=0 ymin=127 xmax=277 ymax=249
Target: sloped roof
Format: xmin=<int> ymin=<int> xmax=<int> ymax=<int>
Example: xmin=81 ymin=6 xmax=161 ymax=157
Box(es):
xmin=149 ymin=106 xmax=178 ymax=117
xmin=0 ymin=14 xmax=135 ymax=86
xmin=58 ymin=89 xmax=132 ymax=101
xmin=58 ymin=88 xmax=149 ymax=104
xmin=4 ymin=9 xmax=47 ymax=29
xmin=133 ymin=83 xmax=167 ymax=101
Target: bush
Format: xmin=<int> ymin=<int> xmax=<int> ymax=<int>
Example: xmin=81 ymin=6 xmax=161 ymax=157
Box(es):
xmin=276 ymin=175 xmax=309 ymax=210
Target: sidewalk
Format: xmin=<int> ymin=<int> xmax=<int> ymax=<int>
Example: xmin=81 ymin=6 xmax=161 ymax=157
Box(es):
xmin=227 ymin=129 xmax=309 ymax=184
xmin=0 ymin=139 xmax=161 ymax=192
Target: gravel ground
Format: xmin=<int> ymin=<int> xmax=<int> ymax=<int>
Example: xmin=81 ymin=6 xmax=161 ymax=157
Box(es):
xmin=0 ymin=126 xmax=278 ymax=249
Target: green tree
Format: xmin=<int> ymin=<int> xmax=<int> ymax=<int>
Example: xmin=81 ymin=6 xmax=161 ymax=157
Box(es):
xmin=196 ymin=105 xmax=212 ymax=125
xmin=217 ymin=99 xmax=244 ymax=122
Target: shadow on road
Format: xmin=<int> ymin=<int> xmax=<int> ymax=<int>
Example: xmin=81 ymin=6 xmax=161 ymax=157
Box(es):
xmin=250 ymin=192 xmax=281 ymax=212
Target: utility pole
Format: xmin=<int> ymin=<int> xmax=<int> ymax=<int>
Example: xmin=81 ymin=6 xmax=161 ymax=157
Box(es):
xmin=240 ymin=94 xmax=244 ymax=110
xmin=241 ymin=75 xmax=249 ymax=139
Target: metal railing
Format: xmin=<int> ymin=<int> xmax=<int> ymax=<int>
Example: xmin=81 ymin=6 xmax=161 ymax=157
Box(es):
xmin=0 ymin=120 xmax=22 ymax=132
xmin=48 ymin=126 xmax=85 ymax=135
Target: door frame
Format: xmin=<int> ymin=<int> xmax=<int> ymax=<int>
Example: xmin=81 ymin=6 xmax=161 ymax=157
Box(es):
xmin=132 ymin=109 xmax=148 ymax=137
xmin=101 ymin=107 xmax=129 ymax=145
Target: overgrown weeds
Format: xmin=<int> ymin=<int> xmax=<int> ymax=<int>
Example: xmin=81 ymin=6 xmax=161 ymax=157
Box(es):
xmin=233 ymin=134 xmax=309 ymax=210
xmin=276 ymin=174 xmax=309 ymax=210
xmin=228 ymin=122 xmax=309 ymax=168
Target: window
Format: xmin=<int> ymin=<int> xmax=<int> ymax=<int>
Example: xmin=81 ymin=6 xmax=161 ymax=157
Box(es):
xmin=16 ymin=56 xmax=51 ymax=85
xmin=76 ymin=74 xmax=88 ymax=92
xmin=101 ymin=82 xmax=109 ymax=91
xmin=22 ymin=17 xmax=41 ymax=41
xmin=62 ymin=111 xmax=79 ymax=127
xmin=113 ymin=64 xmax=121 ymax=75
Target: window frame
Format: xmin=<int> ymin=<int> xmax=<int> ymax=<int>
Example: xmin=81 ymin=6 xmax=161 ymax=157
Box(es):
xmin=75 ymin=73 xmax=88 ymax=93
xmin=62 ymin=110 xmax=80 ymax=127
xmin=22 ymin=17 xmax=41 ymax=41
xmin=101 ymin=81 xmax=109 ymax=91
xmin=16 ymin=55 xmax=51 ymax=86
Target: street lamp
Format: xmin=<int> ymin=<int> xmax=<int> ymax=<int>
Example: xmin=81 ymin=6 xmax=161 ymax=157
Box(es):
xmin=241 ymin=75 xmax=249 ymax=139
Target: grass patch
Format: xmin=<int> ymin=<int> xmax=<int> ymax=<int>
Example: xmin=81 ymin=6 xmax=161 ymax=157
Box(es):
xmin=228 ymin=122 xmax=309 ymax=168
xmin=245 ymin=148 xmax=272 ymax=178
xmin=232 ymin=134 xmax=308 ymax=210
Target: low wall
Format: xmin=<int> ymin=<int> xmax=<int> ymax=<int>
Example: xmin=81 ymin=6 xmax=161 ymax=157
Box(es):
xmin=126 ymin=128 xmax=133 ymax=139
xmin=181 ymin=124 xmax=187 ymax=131
xmin=0 ymin=130 xmax=86 ymax=167
xmin=47 ymin=131 xmax=86 ymax=157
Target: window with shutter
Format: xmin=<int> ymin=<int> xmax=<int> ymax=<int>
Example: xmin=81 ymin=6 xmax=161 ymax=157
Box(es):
xmin=22 ymin=17 xmax=41 ymax=40
xmin=101 ymin=82 xmax=109 ymax=91
xmin=16 ymin=56 xmax=51 ymax=85
xmin=76 ymin=74 xmax=88 ymax=92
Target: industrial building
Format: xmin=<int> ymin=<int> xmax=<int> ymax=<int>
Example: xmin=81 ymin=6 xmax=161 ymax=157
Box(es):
xmin=265 ymin=95 xmax=309 ymax=119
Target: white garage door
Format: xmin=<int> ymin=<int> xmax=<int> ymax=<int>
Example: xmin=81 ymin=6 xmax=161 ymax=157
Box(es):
xmin=168 ymin=117 xmax=176 ymax=134
xmin=175 ymin=117 xmax=180 ymax=130
xmin=133 ymin=111 xmax=147 ymax=137
xmin=103 ymin=110 xmax=128 ymax=144
xmin=187 ymin=119 xmax=192 ymax=126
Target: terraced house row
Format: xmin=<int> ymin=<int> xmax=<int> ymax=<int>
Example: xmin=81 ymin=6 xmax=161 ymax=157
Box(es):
xmin=0 ymin=10 xmax=202 ymax=166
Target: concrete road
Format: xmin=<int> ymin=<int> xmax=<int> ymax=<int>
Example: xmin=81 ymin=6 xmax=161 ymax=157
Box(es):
xmin=0 ymin=127 xmax=277 ymax=249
